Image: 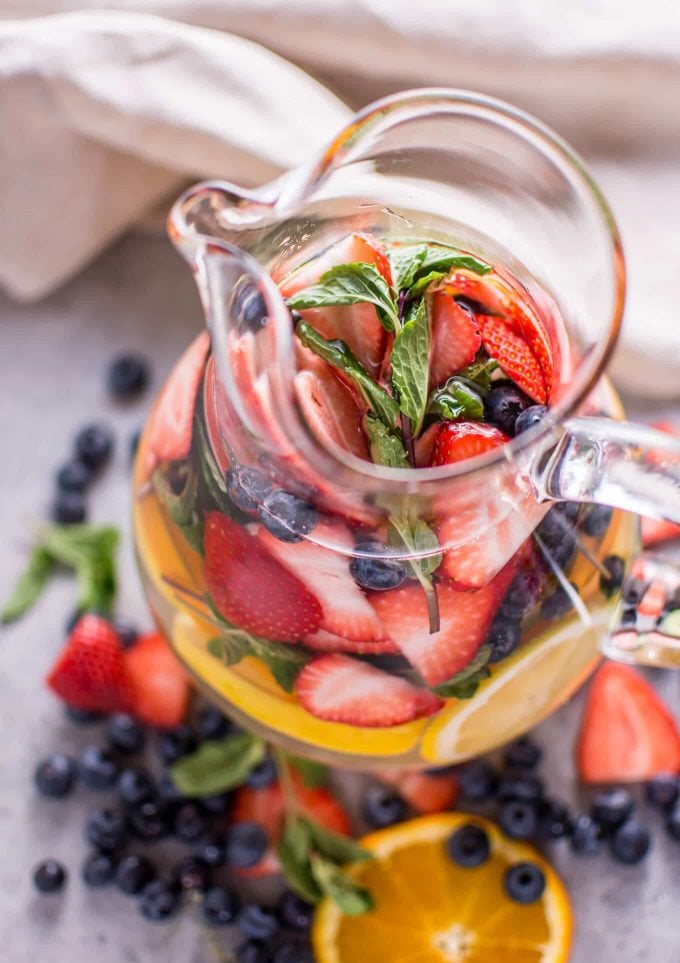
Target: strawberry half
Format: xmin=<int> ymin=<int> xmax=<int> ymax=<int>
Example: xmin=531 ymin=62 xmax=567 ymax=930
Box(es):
xmin=304 ymin=628 xmax=399 ymax=655
xmin=204 ymin=512 xmax=322 ymax=641
xmin=479 ymin=315 xmax=547 ymax=404
xmin=124 ymin=631 xmax=190 ymax=728
xmin=295 ymin=654 xmax=442 ymax=727
xmin=280 ymin=233 xmax=390 ymax=374
xmin=429 ymin=292 xmax=481 ymax=388
xmin=577 ymin=662 xmax=680 ymax=783
xmin=377 ymin=769 xmax=459 ymax=814
xmin=294 ymin=366 xmax=369 ymax=461
xmin=46 ymin=614 xmax=132 ymax=713
xmin=429 ymin=421 xmax=508 ymax=466
xmin=144 ymin=331 xmax=209 ymax=478
xmin=257 ymin=520 xmax=383 ymax=642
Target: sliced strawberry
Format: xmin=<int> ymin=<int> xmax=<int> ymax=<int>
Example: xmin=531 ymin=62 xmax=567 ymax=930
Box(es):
xmin=144 ymin=331 xmax=209 ymax=478
xmin=377 ymin=769 xmax=459 ymax=814
xmin=641 ymin=516 xmax=680 ymax=547
xmin=46 ymin=614 xmax=132 ymax=713
xmin=204 ymin=512 xmax=322 ymax=642
xmin=257 ymin=520 xmax=383 ymax=642
xmin=430 ymin=421 xmax=509 ymax=466
xmin=479 ymin=316 xmax=547 ymax=404
xmin=202 ymin=355 xmax=258 ymax=474
xmin=295 ymin=653 xmax=442 ymax=727
xmin=123 ymin=631 xmax=190 ymax=728
xmin=280 ymin=233 xmax=390 ymax=374
xmin=429 ymin=292 xmax=481 ymax=387
xmin=294 ymin=366 xmax=369 ymax=461
xmin=577 ymin=661 xmax=680 ymax=783
xmin=414 ymin=423 xmax=439 ymax=468
xmin=637 ymin=579 xmax=668 ymax=619
xmin=304 ymin=628 xmax=399 ymax=655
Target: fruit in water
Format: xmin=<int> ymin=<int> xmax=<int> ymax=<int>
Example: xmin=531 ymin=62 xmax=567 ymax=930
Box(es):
xmin=428 ymin=292 xmax=481 ymax=387
xmin=303 ymin=628 xmax=398 ymax=655
xmin=294 ymin=366 xmax=369 ymax=460
xmin=479 ymin=316 xmax=547 ymax=404
xmin=430 ymin=421 xmax=509 ymax=466
xmin=484 ymin=385 xmax=532 ymax=437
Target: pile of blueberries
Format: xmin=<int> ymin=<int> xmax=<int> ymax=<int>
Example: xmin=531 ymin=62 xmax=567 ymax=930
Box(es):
xmin=32 ymin=699 xmax=316 ymax=963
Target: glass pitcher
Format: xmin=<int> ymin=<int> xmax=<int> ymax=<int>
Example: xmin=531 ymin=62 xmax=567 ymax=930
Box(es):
xmin=132 ymin=89 xmax=680 ymax=769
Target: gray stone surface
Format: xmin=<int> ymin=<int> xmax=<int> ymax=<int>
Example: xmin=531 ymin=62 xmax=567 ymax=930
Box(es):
xmin=1 ymin=233 xmax=678 ymax=962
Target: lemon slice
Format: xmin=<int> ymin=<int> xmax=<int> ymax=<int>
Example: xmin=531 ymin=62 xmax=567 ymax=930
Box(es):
xmin=313 ymin=813 xmax=572 ymax=963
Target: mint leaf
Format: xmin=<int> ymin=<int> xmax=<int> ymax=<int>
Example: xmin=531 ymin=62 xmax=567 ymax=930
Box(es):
xmin=170 ymin=731 xmax=266 ymax=797
xmin=310 ymin=854 xmax=374 ymax=916
xmin=287 ymin=262 xmax=399 ymax=332
xmin=458 ymin=357 xmax=499 ymax=393
xmin=390 ymin=298 xmax=430 ymax=435
xmin=433 ymin=646 xmax=492 ymax=698
xmin=0 ymin=546 xmax=56 ymax=623
xmin=206 ymin=633 xmax=250 ymax=665
xmin=151 ymin=464 xmax=203 ymax=554
xmin=428 ymin=377 xmax=485 ymax=421
xmin=408 ymin=251 xmax=492 ymax=299
xmin=389 ymin=245 xmax=428 ymax=290
xmin=364 ymin=414 xmax=409 ymax=468
xmin=388 ymin=512 xmax=441 ymax=632
xmin=44 ymin=524 xmax=119 ymax=616
xmin=297 ymin=323 xmax=399 ymax=429
xmin=303 ymin=818 xmax=372 ymax=864
xmin=277 ymin=820 xmax=322 ymax=904
xmin=288 ymin=756 xmax=328 ymax=788
xmin=410 ymin=518 xmax=443 ymax=578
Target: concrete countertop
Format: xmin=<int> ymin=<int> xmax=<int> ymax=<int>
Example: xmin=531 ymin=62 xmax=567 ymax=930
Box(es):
xmin=1 ymin=233 xmax=678 ymax=963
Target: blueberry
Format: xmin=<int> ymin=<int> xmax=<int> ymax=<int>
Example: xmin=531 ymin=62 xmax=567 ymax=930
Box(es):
xmin=75 ymin=423 xmax=114 ymax=470
xmin=591 ymin=787 xmax=634 ymax=832
xmin=349 ymin=542 xmax=407 ymax=591
xmin=33 ymin=860 xmax=67 ymax=894
xmin=156 ymin=725 xmax=197 ymax=765
xmin=129 ymin=428 xmax=141 ymax=461
xmin=271 ymin=940 xmax=315 ymax=963
xmin=500 ymin=801 xmax=538 ymax=840
xmin=195 ymin=834 xmax=226 ymax=868
xmin=620 ymin=606 xmax=637 ymax=627
xmin=514 ymin=405 xmax=549 ymax=435
xmin=226 ymin=465 xmax=272 ymax=513
xmin=107 ymin=713 xmax=145 ymax=755
xmin=172 ymin=856 xmax=211 ymax=892
xmin=611 ymin=819 xmax=651 ymax=864
xmin=203 ymin=885 xmax=240 ymax=926
xmin=224 ymin=822 xmax=269 ymax=869
xmin=108 ymin=353 xmax=150 ymax=400
xmin=623 ymin=577 xmax=646 ymax=606
xmin=667 ymin=801 xmax=680 ymax=841
xmin=128 ymin=801 xmax=172 ymax=843
xmin=51 ymin=491 xmax=87 ymax=525
xmin=238 ymin=904 xmax=280 ymax=941
xmin=484 ymin=385 xmax=531 ymax=437
xmin=447 ymin=824 xmax=490 ymax=868
xmin=600 ymin=555 xmax=625 ymax=598
xmin=539 ymin=582 xmax=576 ymax=620
xmin=580 ymin=504 xmax=613 ymax=537
xmin=200 ymin=793 xmax=232 ymax=816
xmin=78 ymin=745 xmax=120 ymax=790
xmin=504 ymin=862 xmax=546 ymax=904
xmin=645 ymin=774 xmax=679 ymax=811
xmin=82 ymin=851 xmax=117 ymax=887
xmin=139 ymin=880 xmax=180 ymax=922
xmin=34 ymin=753 xmax=76 ymax=798
xmin=361 ymin=786 xmax=407 ymax=828
xmin=173 ymin=802 xmax=206 ymax=843
xmin=156 ymin=772 xmax=185 ymax=807
xmin=537 ymin=798 xmax=572 ymax=840
xmin=277 ymin=890 xmax=314 ymax=930
xmin=234 ymin=282 xmax=269 ymax=335
xmin=112 ymin=617 xmax=139 ymax=650
xmin=457 ymin=760 xmax=498 ymax=802
xmin=486 ymin=619 xmax=521 ymax=664
xmin=85 ymin=807 xmax=127 ymax=851
xmin=537 ymin=505 xmax=575 ymax=550
xmin=497 ymin=775 xmax=543 ymax=804
xmin=65 ymin=703 xmax=104 ymax=723
xmin=56 ymin=459 xmax=93 ymax=493
xmin=197 ymin=704 xmax=234 ymax=741
xmin=246 ymin=757 xmax=277 ymax=790
xmin=258 ymin=489 xmax=318 ymax=542
xmin=117 ymin=767 xmax=156 ymax=808
xmin=570 ymin=814 xmax=602 ymax=855
xmin=500 ymin=570 xmax=542 ymax=622
xmin=116 ymin=854 xmax=156 ymax=895
xmin=503 ymin=737 xmax=542 ymax=772
xmin=236 ymin=943 xmax=267 ymax=963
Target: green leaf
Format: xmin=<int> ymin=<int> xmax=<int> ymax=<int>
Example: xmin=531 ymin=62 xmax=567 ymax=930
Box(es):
xmin=44 ymin=524 xmax=119 ymax=616
xmin=0 ymin=546 xmax=56 ymax=623
xmin=310 ymin=853 xmax=374 ymax=916
xmin=297 ymin=323 xmax=399 ymax=428
xmin=287 ymin=756 xmax=328 ymax=788
xmin=303 ymin=817 xmax=372 ymax=864
xmin=206 ymin=637 xmax=224 ymax=659
xmin=151 ymin=464 xmax=204 ymax=554
xmin=433 ymin=646 xmax=492 ymax=698
xmin=364 ymin=414 xmax=409 ymax=468
xmin=277 ymin=820 xmax=322 ymax=904
xmin=287 ymin=262 xmax=399 ymax=332
xmin=389 ymin=245 xmax=429 ymax=290
xmin=390 ymin=298 xmax=430 ymax=435
xmin=410 ymin=518 xmax=443 ymax=578
xmin=458 ymin=357 xmax=499 ymax=393
xmin=428 ymin=377 xmax=485 ymax=421
xmin=206 ymin=633 xmax=250 ymax=665
xmin=170 ymin=731 xmax=266 ymax=797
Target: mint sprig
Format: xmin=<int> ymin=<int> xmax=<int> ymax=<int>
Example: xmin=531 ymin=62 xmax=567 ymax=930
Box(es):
xmin=364 ymin=414 xmax=409 ymax=468
xmin=432 ymin=645 xmax=492 ymax=698
xmin=428 ymin=376 xmax=485 ymax=422
xmin=287 ymin=262 xmax=400 ymax=332
xmin=388 ymin=511 xmax=442 ymax=633
xmin=390 ymin=298 xmax=431 ymax=437
xmin=389 ymin=244 xmax=491 ymax=299
xmin=171 ymin=731 xmax=266 ymax=797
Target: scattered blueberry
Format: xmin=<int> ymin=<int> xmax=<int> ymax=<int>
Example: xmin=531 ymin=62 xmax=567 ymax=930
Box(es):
xmin=197 ymin=705 xmax=234 ymax=741
xmin=457 ymin=760 xmax=498 ymax=802
xmin=600 ymin=555 xmax=625 ymax=597
xmin=580 ymin=504 xmax=613 ymax=537
xmin=246 ymin=757 xmax=277 ymax=790
xmin=108 ymin=353 xmax=150 ymax=400
xmin=75 ymin=423 xmax=114 ymax=470
xmin=361 ymin=786 xmax=407 ymax=829
xmin=645 ymin=774 xmax=679 ymax=811
xmin=277 ymin=890 xmax=314 ymax=931
xmin=117 ymin=767 xmax=156 ymax=808
xmin=514 ymin=405 xmax=549 ymax=435
xmin=238 ymin=904 xmax=280 ymax=941
xmin=620 ymin=606 xmax=637 ymax=627
xmin=51 ymin=490 xmax=87 ymax=525
xmin=500 ymin=801 xmax=538 ymax=840
xmin=539 ymin=582 xmax=576 ymax=620
xmin=82 ymin=851 xmax=118 ymax=887
xmin=503 ymin=738 xmax=542 ymax=772
xmin=447 ymin=824 xmax=490 ymax=868
xmin=484 ymin=385 xmax=531 ymax=437
xmin=224 ymin=822 xmax=269 ymax=869
xmin=107 ymin=713 xmax=145 ymax=755
xmin=128 ymin=801 xmax=172 ymax=843
xmin=195 ymin=834 xmax=226 ymax=868
xmin=129 ymin=428 xmax=141 ymax=461
xmin=200 ymin=793 xmax=232 ymax=816
xmin=56 ymin=459 xmax=93 ymax=493
xmin=486 ymin=619 xmax=521 ymax=664
xmin=497 ymin=775 xmax=543 ymax=805
xmin=570 ymin=814 xmax=602 ymax=855
xmin=156 ymin=725 xmax=197 ymax=765
xmin=504 ymin=862 xmax=546 ymax=904
xmin=349 ymin=542 xmax=407 ymax=592
xmin=234 ymin=282 xmax=269 ymax=335
xmin=139 ymin=879 xmax=180 ymax=922
xmin=156 ymin=772 xmax=185 ymax=807
xmin=236 ymin=943 xmax=267 ymax=963
xmin=85 ymin=807 xmax=128 ymax=851
xmin=271 ymin=940 xmax=315 ymax=963
xmin=203 ymin=885 xmax=240 ymax=926
xmin=34 ymin=753 xmax=76 ymax=798
xmin=172 ymin=856 xmax=211 ymax=892
xmin=226 ymin=465 xmax=272 ymax=513
xmin=33 ymin=860 xmax=67 ymax=894
xmin=257 ymin=489 xmax=318 ymax=542
xmin=112 ymin=617 xmax=139 ymax=650
xmin=537 ymin=798 xmax=572 ymax=840
xmin=611 ymin=819 xmax=651 ymax=865
xmin=78 ymin=745 xmax=120 ymax=790
xmin=173 ymin=802 xmax=206 ymax=843
xmin=65 ymin=703 xmax=104 ymax=724
xmin=500 ymin=569 xmax=542 ymax=622
xmin=116 ymin=854 xmax=156 ymax=896
xmin=667 ymin=801 xmax=680 ymax=842
xmin=591 ymin=787 xmax=634 ymax=832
